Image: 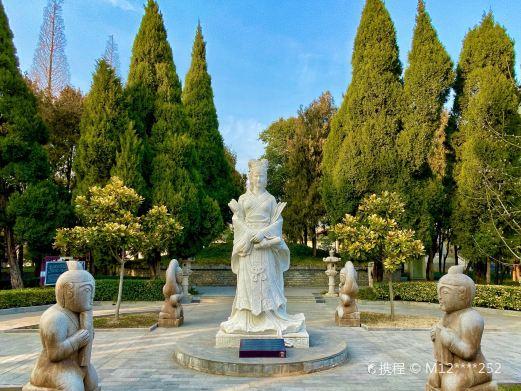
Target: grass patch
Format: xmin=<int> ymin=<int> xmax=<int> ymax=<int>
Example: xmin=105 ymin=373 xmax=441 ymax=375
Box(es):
xmin=499 ymin=386 xmax=521 ymax=391
xmin=93 ymin=312 xmax=158 ymax=328
xmin=361 ymin=311 xmax=437 ymax=329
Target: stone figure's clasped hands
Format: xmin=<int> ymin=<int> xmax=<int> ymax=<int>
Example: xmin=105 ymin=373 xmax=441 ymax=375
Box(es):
xmin=72 ymin=329 xmax=90 ymax=350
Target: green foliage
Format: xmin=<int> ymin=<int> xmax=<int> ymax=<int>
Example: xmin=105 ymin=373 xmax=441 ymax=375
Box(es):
xmin=259 ymin=117 xmax=298 ymax=201
xmin=37 ymin=86 xmax=83 ymax=191
xmin=453 ymin=13 xmax=516 ymax=118
xmin=0 ymin=287 xmax=56 ymax=309
xmin=371 ymin=281 xmax=521 ymax=311
xmin=126 ymin=0 xmax=175 ymax=140
xmin=74 ymin=59 xmax=127 ymax=196
xmin=7 ymin=180 xmax=74 ymax=260
xmin=126 ymin=2 xmax=222 ymax=256
xmin=284 ymin=92 xmax=336 ymax=243
xmin=322 ymin=0 xmax=402 ymax=223
xmin=111 ymin=121 xmax=146 ymax=197
xmin=452 ymin=65 xmax=521 ymax=262
xmin=182 ymin=24 xmax=238 ymax=222
xmin=398 ymin=0 xmax=454 ymax=177
xmin=0 ymin=2 xmax=51 ymax=287
xmin=334 ymin=192 xmax=424 ymax=273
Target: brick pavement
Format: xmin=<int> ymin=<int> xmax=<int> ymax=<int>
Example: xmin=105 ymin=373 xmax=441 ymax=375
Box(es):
xmin=1 ymin=293 xmax=520 ymax=390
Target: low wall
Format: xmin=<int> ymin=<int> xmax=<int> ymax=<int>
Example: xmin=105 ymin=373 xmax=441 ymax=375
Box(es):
xmin=189 ymin=265 xmax=369 ymax=288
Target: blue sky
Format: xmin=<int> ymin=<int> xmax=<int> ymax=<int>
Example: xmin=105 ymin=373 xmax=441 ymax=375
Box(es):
xmin=4 ymin=0 xmax=521 ymax=172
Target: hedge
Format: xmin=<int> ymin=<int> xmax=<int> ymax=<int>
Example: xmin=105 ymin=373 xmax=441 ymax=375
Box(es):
xmin=371 ymin=281 xmax=521 ymax=311
xmin=0 ymin=279 xmax=167 ymax=309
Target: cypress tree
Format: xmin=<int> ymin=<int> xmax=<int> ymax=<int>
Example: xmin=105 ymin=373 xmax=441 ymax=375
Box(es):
xmin=397 ymin=0 xmax=454 ymax=279
xmin=0 ymin=2 xmax=50 ymax=287
xmin=74 ymin=59 xmax=127 ymax=196
xmin=453 ymin=66 xmax=520 ymax=270
xmin=182 ymin=23 xmax=235 ymax=221
xmin=111 ymin=122 xmax=146 ymax=196
xmin=322 ymin=0 xmax=402 ymax=224
xmin=451 ymin=14 xmax=518 ymax=275
xmin=453 ymin=12 xmax=515 ymax=118
xmin=127 ymin=1 xmax=223 ymax=259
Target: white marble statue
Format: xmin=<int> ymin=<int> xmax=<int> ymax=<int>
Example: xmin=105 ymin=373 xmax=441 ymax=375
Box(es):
xmin=219 ymin=159 xmax=306 ymax=337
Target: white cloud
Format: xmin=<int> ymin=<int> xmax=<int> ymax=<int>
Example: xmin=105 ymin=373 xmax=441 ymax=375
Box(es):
xmin=220 ymin=116 xmax=266 ymax=174
xmin=103 ymin=0 xmax=138 ymax=12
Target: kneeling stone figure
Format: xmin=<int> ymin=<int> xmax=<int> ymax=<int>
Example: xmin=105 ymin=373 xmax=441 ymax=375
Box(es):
xmin=24 ymin=265 xmax=100 ymax=391
xmin=426 ymin=265 xmax=497 ymax=391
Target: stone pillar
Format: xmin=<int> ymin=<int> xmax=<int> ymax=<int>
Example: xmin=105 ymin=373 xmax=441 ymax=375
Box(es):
xmin=181 ymin=257 xmax=193 ymax=304
xmin=368 ymin=262 xmax=374 ymax=288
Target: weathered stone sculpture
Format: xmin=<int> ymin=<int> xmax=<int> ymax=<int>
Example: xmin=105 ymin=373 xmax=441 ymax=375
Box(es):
xmin=23 ymin=266 xmax=100 ymax=391
xmin=158 ymin=259 xmax=184 ymax=327
xmin=216 ymin=159 xmax=307 ymax=348
xmin=426 ymin=265 xmax=497 ymax=391
xmin=335 ymin=261 xmax=360 ymax=327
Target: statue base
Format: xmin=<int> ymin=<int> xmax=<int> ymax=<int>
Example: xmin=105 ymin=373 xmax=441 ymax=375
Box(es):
xmin=335 ymin=311 xmax=360 ymax=327
xmin=215 ymin=329 xmax=309 ymax=348
xmin=158 ymin=316 xmax=184 ymax=328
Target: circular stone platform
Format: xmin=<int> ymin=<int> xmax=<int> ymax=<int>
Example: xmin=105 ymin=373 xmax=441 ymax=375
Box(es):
xmin=172 ymin=328 xmax=348 ymax=377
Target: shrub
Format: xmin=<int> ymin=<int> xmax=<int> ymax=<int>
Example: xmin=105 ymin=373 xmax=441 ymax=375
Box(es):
xmin=0 ymin=279 xmax=167 ymax=309
xmin=371 ymin=281 xmax=521 ymax=311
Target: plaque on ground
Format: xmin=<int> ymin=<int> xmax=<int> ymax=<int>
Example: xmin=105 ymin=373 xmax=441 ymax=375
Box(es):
xmin=239 ymin=338 xmax=286 ymax=358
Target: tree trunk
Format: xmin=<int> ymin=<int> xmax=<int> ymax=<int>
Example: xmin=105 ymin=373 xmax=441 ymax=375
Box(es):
xmin=426 ymin=246 xmax=435 ymax=281
xmin=442 ymin=237 xmax=450 ymax=274
xmin=17 ymin=243 xmax=24 ymax=273
xmin=115 ymin=258 xmax=125 ymax=321
xmin=311 ymin=226 xmax=317 ymax=257
xmin=388 ymin=273 xmax=395 ymax=321
xmin=454 ymin=245 xmax=459 ymax=265
xmin=495 ymin=261 xmax=499 ymax=285
xmin=6 ymin=227 xmax=23 ymax=289
xmin=303 ymin=226 xmax=308 ymax=246
xmin=486 ymin=257 xmax=491 ymax=285
xmin=438 ymin=233 xmax=443 ymax=275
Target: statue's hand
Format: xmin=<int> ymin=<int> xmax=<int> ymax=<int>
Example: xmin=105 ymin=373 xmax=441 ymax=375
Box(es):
xmin=251 ymin=231 xmax=264 ymax=243
xmin=72 ymin=329 xmax=90 ymax=349
xmin=430 ymin=325 xmax=438 ymax=342
xmin=254 ymin=239 xmax=270 ymax=249
xmin=439 ymin=327 xmax=456 ymax=347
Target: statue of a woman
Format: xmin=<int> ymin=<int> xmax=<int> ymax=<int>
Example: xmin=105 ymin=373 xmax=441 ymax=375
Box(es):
xmin=219 ymin=159 xmax=306 ymax=337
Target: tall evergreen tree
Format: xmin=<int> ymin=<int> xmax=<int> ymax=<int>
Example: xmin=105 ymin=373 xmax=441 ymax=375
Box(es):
xmin=322 ymin=0 xmax=402 ymax=226
xmin=451 ymin=14 xmax=518 ymax=279
xmin=111 ymin=122 xmax=146 ymax=196
xmin=453 ymin=12 xmax=515 ymax=119
xmin=0 ymin=2 xmax=50 ymax=288
xmin=182 ymin=23 xmax=236 ymax=221
xmin=126 ymin=0 xmax=223 ymax=260
xmin=285 ymin=92 xmax=336 ymax=254
xmin=74 ymin=59 xmax=127 ymax=196
xmin=397 ymin=0 xmax=454 ymax=279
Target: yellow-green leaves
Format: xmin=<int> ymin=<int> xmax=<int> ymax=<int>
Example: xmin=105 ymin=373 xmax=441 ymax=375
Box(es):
xmin=54 ymin=177 xmax=181 ymax=263
xmin=334 ymin=192 xmax=424 ymax=272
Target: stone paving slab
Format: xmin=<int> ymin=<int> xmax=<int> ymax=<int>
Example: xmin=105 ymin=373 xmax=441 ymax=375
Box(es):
xmin=1 ymin=294 xmax=520 ymax=390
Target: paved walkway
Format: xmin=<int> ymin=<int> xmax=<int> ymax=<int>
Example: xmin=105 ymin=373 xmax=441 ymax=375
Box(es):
xmin=1 ymin=288 xmax=520 ymax=390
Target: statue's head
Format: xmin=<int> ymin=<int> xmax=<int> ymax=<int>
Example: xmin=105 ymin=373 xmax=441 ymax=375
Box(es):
xmin=56 ymin=269 xmax=95 ymax=313
xmin=437 ymin=265 xmax=475 ymax=313
xmin=248 ymin=159 xmax=268 ymax=192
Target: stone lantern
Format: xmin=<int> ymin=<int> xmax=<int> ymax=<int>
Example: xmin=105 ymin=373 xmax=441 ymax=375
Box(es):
xmin=323 ymin=249 xmax=340 ymax=296
xmin=181 ymin=257 xmax=194 ymax=303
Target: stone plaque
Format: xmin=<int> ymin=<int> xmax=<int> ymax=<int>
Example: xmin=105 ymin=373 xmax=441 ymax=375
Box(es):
xmin=239 ymin=338 xmax=286 ymax=358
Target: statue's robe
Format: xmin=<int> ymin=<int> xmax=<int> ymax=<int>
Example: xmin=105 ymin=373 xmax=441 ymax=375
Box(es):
xmin=220 ymin=190 xmax=305 ymax=335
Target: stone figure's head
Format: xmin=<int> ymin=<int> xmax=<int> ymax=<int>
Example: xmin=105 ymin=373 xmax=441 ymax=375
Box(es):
xmin=164 ymin=259 xmax=183 ymax=298
xmin=248 ymin=159 xmax=268 ymax=192
xmin=437 ymin=265 xmax=476 ymax=313
xmin=56 ymin=269 xmax=95 ymax=313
